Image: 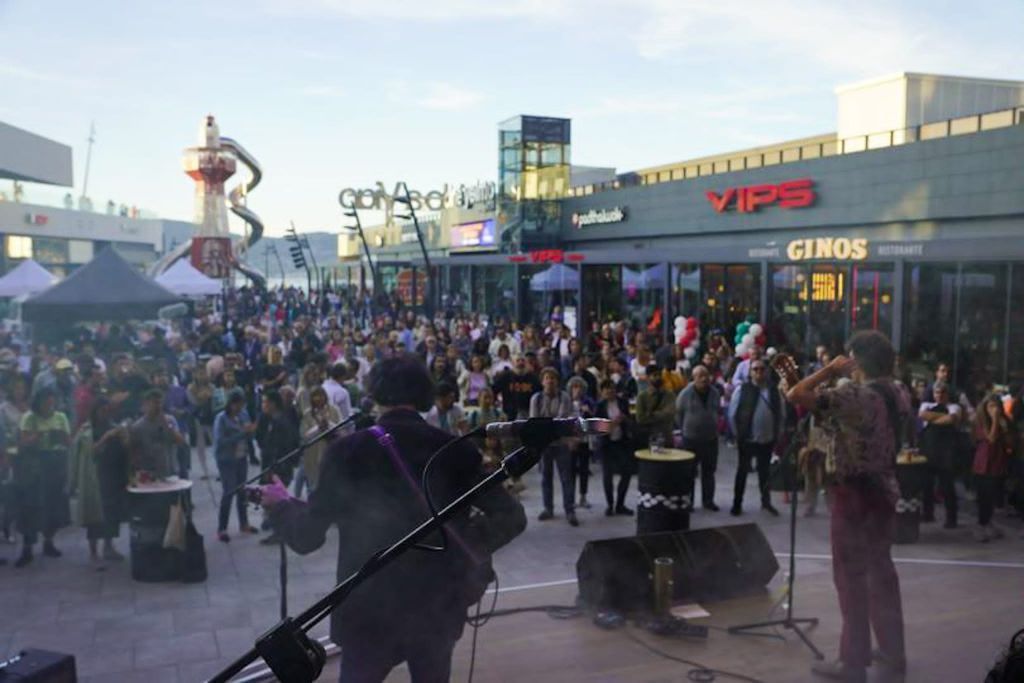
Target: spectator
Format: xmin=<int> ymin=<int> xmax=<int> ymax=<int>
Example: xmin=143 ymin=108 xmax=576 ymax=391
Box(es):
xmin=213 ymin=389 xmax=258 ymax=543
xmin=728 ymin=358 xmax=782 ymax=516
xmin=530 ymin=367 xmax=577 ymax=526
xmin=676 ymin=365 xmax=722 ymax=511
xmin=596 ymin=379 xmax=635 ymax=516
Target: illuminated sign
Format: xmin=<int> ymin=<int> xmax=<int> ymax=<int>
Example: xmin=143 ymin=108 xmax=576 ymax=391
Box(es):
xmin=810 ymin=271 xmax=845 ymax=302
xmin=786 ymin=237 xmax=867 ymax=261
xmin=571 ymin=207 xmax=626 ymax=228
xmin=451 ymin=219 xmax=496 ymax=248
xmin=706 ymin=178 xmax=815 ymax=213
xmin=24 ymin=213 xmax=48 ymax=226
xmin=508 ymin=250 xmax=585 ymax=264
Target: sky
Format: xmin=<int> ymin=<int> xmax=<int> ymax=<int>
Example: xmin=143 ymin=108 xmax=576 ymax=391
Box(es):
xmin=1 ymin=0 xmax=1022 ymax=236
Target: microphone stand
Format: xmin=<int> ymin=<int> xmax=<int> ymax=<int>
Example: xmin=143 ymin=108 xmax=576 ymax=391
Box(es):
xmin=236 ymin=412 xmax=358 ymax=620
xmin=727 ymin=414 xmax=823 ymax=660
xmin=208 ymin=421 xmax=564 ymax=683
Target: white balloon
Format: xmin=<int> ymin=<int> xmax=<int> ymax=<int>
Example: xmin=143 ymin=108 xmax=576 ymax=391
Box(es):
xmin=681 ymin=360 xmax=691 ymax=371
xmin=749 ymin=323 xmax=763 ymax=337
xmin=684 ymin=347 xmax=696 ymax=360
xmin=689 ymin=338 xmax=700 ymax=350
xmin=736 ymin=343 xmax=748 ymax=356
xmin=674 ymin=316 xmax=685 ymax=327
xmin=742 ymin=332 xmax=754 ymax=346
xmin=766 ymin=346 xmax=778 ymax=358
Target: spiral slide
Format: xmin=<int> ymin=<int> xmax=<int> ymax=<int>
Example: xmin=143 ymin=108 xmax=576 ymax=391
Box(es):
xmin=220 ymin=136 xmax=266 ymax=288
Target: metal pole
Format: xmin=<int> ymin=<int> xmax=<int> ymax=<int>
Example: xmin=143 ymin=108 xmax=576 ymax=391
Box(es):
xmin=394 ymin=182 xmax=433 ymax=319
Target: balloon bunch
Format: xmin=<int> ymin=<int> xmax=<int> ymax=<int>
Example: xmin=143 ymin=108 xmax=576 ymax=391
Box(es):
xmin=674 ymin=316 xmax=701 ymax=371
xmin=734 ymin=319 xmax=766 ymax=359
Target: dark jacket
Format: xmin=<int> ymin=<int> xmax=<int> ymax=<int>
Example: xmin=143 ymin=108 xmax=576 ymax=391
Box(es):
xmin=270 ymin=408 xmax=526 ymax=646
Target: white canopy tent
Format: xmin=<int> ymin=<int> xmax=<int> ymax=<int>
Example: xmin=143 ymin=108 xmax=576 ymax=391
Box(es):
xmin=155 ymin=259 xmax=223 ymax=297
xmin=529 ymin=263 xmax=580 ymax=292
xmin=0 ymin=259 xmax=57 ymax=297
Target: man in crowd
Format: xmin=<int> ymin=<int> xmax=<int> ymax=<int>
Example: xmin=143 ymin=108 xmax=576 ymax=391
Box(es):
xmin=424 ymin=382 xmax=467 ymax=436
xmin=728 ymin=357 xmax=782 ymax=516
xmin=530 ymin=367 xmax=578 ymax=525
xmin=494 ymin=354 xmax=540 ymax=420
xmin=488 ymin=325 xmax=521 ymax=361
xmin=636 ymin=363 xmax=676 ymax=448
xmin=676 ymin=365 xmax=722 ymax=511
xmin=322 ymin=362 xmax=354 ymax=430
xmin=129 ymin=388 xmax=186 ymax=479
xmin=786 ymin=331 xmax=908 ymax=683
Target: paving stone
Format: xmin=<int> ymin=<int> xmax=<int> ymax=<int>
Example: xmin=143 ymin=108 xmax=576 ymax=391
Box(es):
xmin=134 ymin=631 xmax=219 ymax=670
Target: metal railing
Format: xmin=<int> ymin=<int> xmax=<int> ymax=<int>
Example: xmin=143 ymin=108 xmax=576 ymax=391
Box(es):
xmin=568 ymin=105 xmax=1024 ymax=198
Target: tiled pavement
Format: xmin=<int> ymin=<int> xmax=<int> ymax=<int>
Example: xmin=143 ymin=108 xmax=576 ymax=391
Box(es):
xmin=1 ymin=444 xmax=1022 ymax=682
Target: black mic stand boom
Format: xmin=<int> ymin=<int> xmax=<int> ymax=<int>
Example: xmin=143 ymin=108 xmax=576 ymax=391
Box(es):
xmin=208 ymin=422 xmax=560 ymax=683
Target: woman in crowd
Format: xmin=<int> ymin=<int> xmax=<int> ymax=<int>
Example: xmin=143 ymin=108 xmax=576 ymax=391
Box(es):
xmin=567 ymin=376 xmax=596 ymax=509
xmin=13 ymin=387 xmax=71 ymax=567
xmin=68 ymin=397 xmax=127 ymax=565
xmin=187 ymin=365 xmax=216 ymax=481
xmin=972 ymin=394 xmax=1013 ymax=541
xmin=298 ymin=386 xmax=341 ymax=495
xmin=213 ymin=389 xmax=258 ymax=542
xmin=490 ymin=344 xmax=514 ymax=377
xmin=596 ymin=379 xmax=635 ymax=516
xmin=444 ymin=344 xmax=466 ymax=378
xmin=458 ymin=354 xmax=491 ymax=407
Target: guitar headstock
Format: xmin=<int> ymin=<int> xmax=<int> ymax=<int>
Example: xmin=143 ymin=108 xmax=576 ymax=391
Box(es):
xmin=770 ymin=353 xmax=800 ymax=391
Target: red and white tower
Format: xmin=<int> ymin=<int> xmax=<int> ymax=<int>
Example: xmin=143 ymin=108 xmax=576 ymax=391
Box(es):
xmin=182 ymin=115 xmax=236 ymax=278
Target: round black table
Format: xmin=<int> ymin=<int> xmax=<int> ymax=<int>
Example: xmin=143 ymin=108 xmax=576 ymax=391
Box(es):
xmin=635 ymin=448 xmax=696 ymax=534
xmin=895 ymin=452 xmax=928 ymax=544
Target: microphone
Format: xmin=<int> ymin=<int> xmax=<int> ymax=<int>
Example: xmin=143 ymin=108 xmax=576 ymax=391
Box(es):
xmin=485 ymin=417 xmax=611 ymax=440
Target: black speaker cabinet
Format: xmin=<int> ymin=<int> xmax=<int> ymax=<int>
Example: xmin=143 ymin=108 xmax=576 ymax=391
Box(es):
xmin=576 ymin=523 xmax=779 ymax=612
xmin=0 ymin=649 xmax=76 ymax=683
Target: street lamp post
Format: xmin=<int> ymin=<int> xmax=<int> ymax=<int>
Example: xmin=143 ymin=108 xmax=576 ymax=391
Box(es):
xmin=392 ymin=181 xmax=433 ymax=319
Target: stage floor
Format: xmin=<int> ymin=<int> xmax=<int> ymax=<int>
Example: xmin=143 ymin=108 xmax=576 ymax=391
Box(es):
xmin=1 ymin=444 xmax=1022 ymax=682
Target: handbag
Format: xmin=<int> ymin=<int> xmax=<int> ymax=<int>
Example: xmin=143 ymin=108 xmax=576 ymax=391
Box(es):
xmin=162 ymin=501 xmax=186 ymax=551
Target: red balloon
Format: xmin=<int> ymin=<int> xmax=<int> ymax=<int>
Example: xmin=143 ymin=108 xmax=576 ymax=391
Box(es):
xmin=686 ymin=318 xmax=698 ymax=330
xmin=756 ymin=333 xmax=767 ymax=346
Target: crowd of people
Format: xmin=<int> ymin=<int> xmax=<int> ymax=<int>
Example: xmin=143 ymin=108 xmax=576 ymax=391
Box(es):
xmin=0 ymin=284 xmax=1022 ymax=571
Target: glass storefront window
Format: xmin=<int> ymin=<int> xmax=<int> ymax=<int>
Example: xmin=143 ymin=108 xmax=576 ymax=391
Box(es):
xmin=5 ymin=235 xmax=32 ymax=260
xmin=673 ymin=264 xmax=701 ymax=322
xmin=583 ymin=265 xmax=623 ymax=332
xmin=622 ymin=263 xmax=666 ymax=336
xmin=956 ymin=264 xmax=1008 ymax=394
xmin=903 ymin=263 xmax=958 ymax=381
xmin=1008 ymin=265 xmax=1024 ymax=387
xmin=444 ymin=265 xmax=472 ymax=313
xmin=850 ymin=264 xmax=894 ymax=337
xmin=771 ymin=265 xmax=809 ymax=356
xmin=474 ymin=265 xmax=516 ymax=322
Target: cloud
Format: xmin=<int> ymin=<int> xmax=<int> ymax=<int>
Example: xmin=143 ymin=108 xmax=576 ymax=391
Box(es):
xmin=0 ymin=61 xmax=66 ymax=84
xmin=262 ymin=0 xmax=570 ymax=22
xmin=300 ymin=84 xmax=346 ymax=97
xmin=387 ymin=80 xmax=484 ymax=111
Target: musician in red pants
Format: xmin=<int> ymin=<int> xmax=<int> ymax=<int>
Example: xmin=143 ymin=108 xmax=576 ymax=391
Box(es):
xmin=786 ymin=331 xmax=910 ymax=683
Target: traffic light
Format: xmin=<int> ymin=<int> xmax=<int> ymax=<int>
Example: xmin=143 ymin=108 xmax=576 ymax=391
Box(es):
xmin=289 ymin=244 xmax=307 ymax=269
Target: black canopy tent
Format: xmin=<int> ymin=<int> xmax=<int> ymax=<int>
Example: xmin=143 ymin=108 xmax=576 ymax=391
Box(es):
xmin=22 ymin=247 xmax=182 ymax=323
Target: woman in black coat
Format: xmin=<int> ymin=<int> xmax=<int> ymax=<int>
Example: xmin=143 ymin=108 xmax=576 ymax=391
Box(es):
xmin=595 ymin=379 xmax=636 ymax=516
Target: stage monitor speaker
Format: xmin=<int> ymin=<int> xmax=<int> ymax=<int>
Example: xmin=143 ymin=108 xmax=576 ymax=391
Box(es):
xmin=0 ymin=649 xmax=76 ymax=682
xmin=576 ymin=523 xmax=779 ymax=613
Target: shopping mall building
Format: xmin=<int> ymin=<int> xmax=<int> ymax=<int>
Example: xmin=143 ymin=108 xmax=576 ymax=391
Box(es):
xmin=339 ymin=72 xmax=1024 ymax=389
xmin=0 ymin=121 xmax=192 ymax=274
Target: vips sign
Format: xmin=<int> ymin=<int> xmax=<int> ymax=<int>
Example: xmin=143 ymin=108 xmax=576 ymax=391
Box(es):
xmin=706 ymin=178 xmax=815 ymax=213
xmin=571 ymin=207 xmax=627 ymax=228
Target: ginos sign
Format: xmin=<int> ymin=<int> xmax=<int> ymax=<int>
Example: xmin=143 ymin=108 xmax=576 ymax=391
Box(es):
xmin=706 ymin=178 xmax=815 ymax=213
